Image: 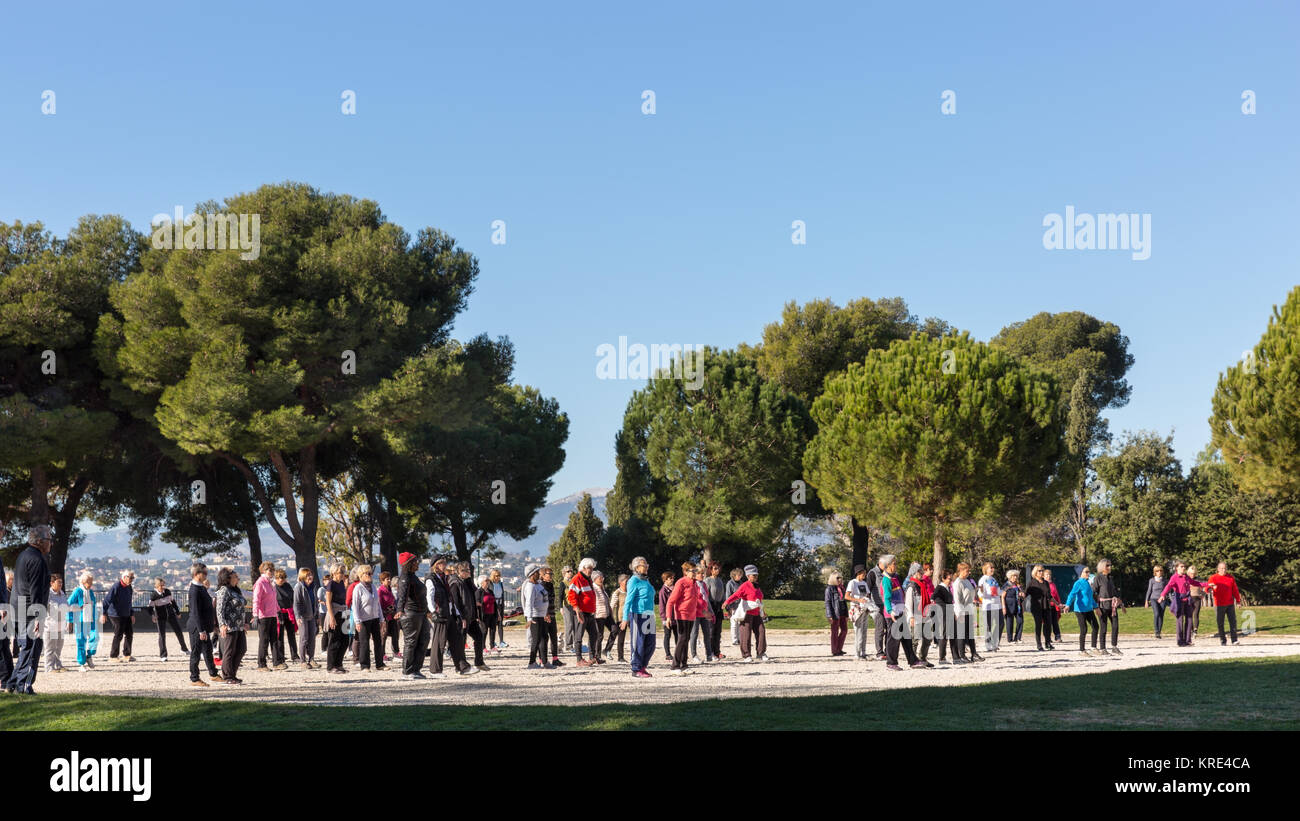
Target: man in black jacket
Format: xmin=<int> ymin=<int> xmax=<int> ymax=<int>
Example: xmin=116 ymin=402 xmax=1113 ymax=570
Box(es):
xmin=448 ymin=561 xmax=487 ymax=674
xmin=187 ymin=564 xmax=220 ymax=686
xmin=864 ymin=556 xmax=889 ymax=660
xmin=8 ymin=526 xmax=52 ymax=694
xmin=393 ymin=552 xmax=429 ymax=679
xmin=425 ymin=555 xmax=452 ymax=676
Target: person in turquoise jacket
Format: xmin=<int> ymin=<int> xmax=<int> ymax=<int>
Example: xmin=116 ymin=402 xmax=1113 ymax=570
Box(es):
xmin=1063 ymin=566 xmax=1100 ymax=658
xmin=65 ymin=570 xmax=100 ymax=670
xmin=622 ymin=556 xmax=658 ymax=678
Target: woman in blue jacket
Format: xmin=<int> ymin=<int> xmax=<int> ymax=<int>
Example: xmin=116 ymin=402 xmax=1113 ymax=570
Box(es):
xmin=622 ymin=556 xmax=658 ymax=679
xmin=1063 ymin=566 xmax=1100 ymax=658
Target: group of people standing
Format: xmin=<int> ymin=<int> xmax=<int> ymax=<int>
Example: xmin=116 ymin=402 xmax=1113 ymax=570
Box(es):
xmin=823 ymin=555 xmax=1248 ymax=669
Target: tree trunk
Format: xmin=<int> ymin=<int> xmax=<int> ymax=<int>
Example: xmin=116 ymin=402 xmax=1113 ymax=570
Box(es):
xmin=932 ymin=525 xmax=947 ymax=581
xmin=31 ymin=465 xmax=50 ymax=526
xmin=850 ymin=516 xmax=870 ymax=573
xmin=295 ymin=445 xmax=320 ymax=576
xmin=47 ymin=476 xmax=89 ymax=577
xmin=451 ymin=514 xmax=470 ymax=564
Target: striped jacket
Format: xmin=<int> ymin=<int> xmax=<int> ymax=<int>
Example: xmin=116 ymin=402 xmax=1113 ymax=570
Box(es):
xmin=567 ymin=572 xmax=596 ymax=614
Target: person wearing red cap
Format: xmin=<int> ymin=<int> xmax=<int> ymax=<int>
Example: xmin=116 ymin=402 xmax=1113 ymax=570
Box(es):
xmin=393 ymin=552 xmax=429 ymax=679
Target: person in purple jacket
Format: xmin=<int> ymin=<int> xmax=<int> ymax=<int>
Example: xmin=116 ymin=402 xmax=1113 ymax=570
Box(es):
xmin=1159 ymin=561 xmax=1206 ymax=647
xmin=657 ymin=571 xmax=675 ymax=662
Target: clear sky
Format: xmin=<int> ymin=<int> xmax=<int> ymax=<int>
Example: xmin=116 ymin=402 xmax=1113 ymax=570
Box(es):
xmin=2 ymin=1 xmax=1296 ymax=496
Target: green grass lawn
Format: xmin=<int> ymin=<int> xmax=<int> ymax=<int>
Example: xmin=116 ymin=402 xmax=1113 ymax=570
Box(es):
xmin=759 ymin=600 xmax=1300 ymax=634
xmin=4 ymin=655 xmax=1296 ymax=731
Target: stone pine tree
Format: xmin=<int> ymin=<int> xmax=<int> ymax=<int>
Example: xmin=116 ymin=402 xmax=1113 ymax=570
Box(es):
xmin=804 ymin=332 xmax=1072 ymax=579
xmin=98 ymin=182 xmax=494 ymax=575
xmin=0 ymin=215 xmax=145 ymax=573
xmin=752 ymin=296 xmax=926 ymax=570
xmin=1211 ymin=285 xmax=1300 ymax=495
xmin=991 ymin=311 xmax=1133 ymax=561
xmin=548 ymin=492 xmax=605 ymax=574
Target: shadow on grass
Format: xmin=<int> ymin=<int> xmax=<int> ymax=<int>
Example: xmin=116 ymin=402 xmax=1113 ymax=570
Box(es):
xmin=5 ymin=655 xmax=1296 ymax=732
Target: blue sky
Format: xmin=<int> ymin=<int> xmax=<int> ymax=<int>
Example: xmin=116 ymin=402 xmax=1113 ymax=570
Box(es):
xmin=2 ymin=1 xmax=1297 ymax=495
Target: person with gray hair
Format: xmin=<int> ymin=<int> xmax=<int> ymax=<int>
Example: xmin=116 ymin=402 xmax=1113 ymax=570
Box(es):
xmin=5 ymin=525 xmax=53 ymax=693
xmin=566 ymin=557 xmax=601 ymax=666
xmin=864 ymin=554 xmax=890 ymax=660
xmin=824 ymin=570 xmax=848 ymax=656
xmin=44 ymin=573 xmax=68 ymax=673
xmin=603 ymin=572 xmax=630 ymax=662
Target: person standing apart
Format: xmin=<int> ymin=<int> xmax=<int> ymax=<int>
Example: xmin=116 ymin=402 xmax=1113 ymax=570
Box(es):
xmin=104 ymin=570 xmax=136 ymax=663
xmin=1063 ymin=565 xmax=1100 ymax=658
xmin=186 ymin=564 xmax=220 ymax=686
xmin=723 ymin=564 xmax=769 ymax=662
xmin=292 ymin=568 xmax=319 ymax=670
xmin=252 ymin=562 xmax=285 ymax=671
xmin=44 ymin=573 xmax=68 ymax=674
xmin=215 ymin=567 xmax=248 ymax=684
xmin=1207 ymin=562 xmax=1242 ymax=645
xmin=665 ymin=561 xmax=700 ymax=675
xmin=9 ymin=526 xmax=52 ymax=693
xmin=149 ymin=576 xmax=189 ymax=661
xmin=66 ymin=571 xmax=100 ymax=672
xmin=623 ymin=557 xmax=657 ymax=678
xmin=1144 ymin=565 xmax=1167 ymax=639
xmin=1159 ymin=561 xmax=1206 ymax=647
xmin=824 ymin=571 xmax=849 ymax=657
xmin=1092 ymin=559 xmax=1124 ymax=655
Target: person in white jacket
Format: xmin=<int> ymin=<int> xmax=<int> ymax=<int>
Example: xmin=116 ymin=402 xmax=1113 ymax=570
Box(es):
xmin=522 ymin=565 xmax=552 ymax=669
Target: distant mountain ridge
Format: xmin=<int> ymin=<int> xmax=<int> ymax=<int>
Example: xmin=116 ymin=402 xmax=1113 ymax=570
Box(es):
xmin=70 ymin=488 xmax=613 ymax=561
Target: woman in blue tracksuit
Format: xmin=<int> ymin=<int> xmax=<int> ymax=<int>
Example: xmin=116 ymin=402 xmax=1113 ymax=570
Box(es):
xmin=1063 ymin=566 xmax=1100 ymax=658
xmin=623 ymin=556 xmax=657 ymax=679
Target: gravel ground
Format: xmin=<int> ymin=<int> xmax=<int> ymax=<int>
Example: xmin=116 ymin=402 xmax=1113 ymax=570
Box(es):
xmin=31 ymin=626 xmax=1300 ymax=707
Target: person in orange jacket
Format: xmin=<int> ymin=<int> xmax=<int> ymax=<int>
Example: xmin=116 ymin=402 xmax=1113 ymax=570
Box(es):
xmin=567 ymin=558 xmax=600 ymax=667
xmin=665 ymin=561 xmax=701 ymax=675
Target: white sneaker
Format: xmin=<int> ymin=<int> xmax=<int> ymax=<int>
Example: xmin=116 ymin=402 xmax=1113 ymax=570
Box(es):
xmin=428 ymin=672 xmax=447 ymax=678
xmin=668 ymin=668 xmax=684 ymax=676
xmin=498 ymin=642 xmax=509 ymax=648
xmin=741 ymin=657 xmax=754 ymax=663
xmin=760 ymin=654 xmax=770 ymax=661
xmin=79 ymin=664 xmax=89 ymax=673
xmin=690 ymin=655 xmax=701 ymax=663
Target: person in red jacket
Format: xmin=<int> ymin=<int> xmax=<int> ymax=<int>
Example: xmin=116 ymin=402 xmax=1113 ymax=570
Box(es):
xmin=723 ymin=565 xmax=768 ymax=662
xmin=1207 ymin=562 xmax=1243 ymax=646
xmin=665 ymin=561 xmax=700 ymax=674
xmin=567 ymin=558 xmax=600 ymax=667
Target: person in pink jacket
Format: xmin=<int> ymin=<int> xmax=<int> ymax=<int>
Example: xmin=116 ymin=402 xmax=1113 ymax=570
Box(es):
xmin=665 ymin=562 xmax=700 ymax=675
xmin=252 ymin=562 xmax=286 ymax=671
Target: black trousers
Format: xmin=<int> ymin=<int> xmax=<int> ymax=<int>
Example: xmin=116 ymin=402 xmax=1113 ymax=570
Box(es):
xmin=575 ymin=612 xmax=600 ymax=661
xmin=1004 ymin=611 xmax=1024 ymax=642
xmin=326 ymin=621 xmax=349 ymax=670
xmin=257 ymin=616 xmax=283 ymax=666
xmin=219 ymin=631 xmax=246 ymax=680
xmin=156 ymin=612 xmax=188 ymax=657
xmin=1076 ymin=611 xmax=1099 ymax=650
xmin=603 ymin=618 xmax=627 ymax=659
xmin=1098 ymin=604 xmax=1120 ymax=648
xmin=109 ymin=615 xmax=133 ymax=658
xmin=671 ymin=620 xmax=692 ymax=669
xmin=386 ymin=618 xmax=400 ymax=655
xmin=400 ymin=614 xmax=429 ymax=674
xmin=1050 ymin=607 xmax=1062 ymax=640
xmin=428 ymin=619 xmax=448 ymax=674
xmin=1216 ymin=605 xmax=1238 ymax=644
xmin=449 ymin=620 xmax=484 ymax=671
xmin=278 ymin=612 xmax=299 ymax=660
xmin=661 ymin=619 xmax=673 ymax=657
xmin=357 ymin=617 xmax=384 ymax=669
xmin=529 ymin=618 xmax=548 ymax=664
xmin=189 ymin=628 xmax=217 ymax=681
xmin=709 ymin=603 xmax=724 ymax=656
xmin=955 ymin=614 xmax=977 ymax=659
xmin=885 ymin=618 xmax=919 ymax=665
xmin=1031 ymin=608 xmax=1053 ymax=648
xmin=542 ymin=616 xmax=559 ymax=658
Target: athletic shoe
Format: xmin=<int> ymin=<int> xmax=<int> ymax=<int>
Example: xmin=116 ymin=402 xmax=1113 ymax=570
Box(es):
xmin=970 ymin=654 xmax=985 ymax=663
xmin=668 ymin=668 xmax=684 ymax=676
xmin=272 ymin=663 xmax=289 ymax=671
xmin=633 ymin=670 xmax=652 ymax=679
xmin=1232 ymin=640 xmax=1240 ymax=645
xmin=527 ymin=663 xmax=541 ymax=669
xmin=922 ymin=661 xmax=935 ymax=668
xmin=730 ymin=640 xmax=739 ymax=646
xmin=910 ymin=661 xmax=929 ymax=669
xmin=402 ymin=672 xmax=425 ymax=680
xmin=937 ymin=658 xmax=951 ymax=665
xmin=741 ymin=656 xmax=754 ymax=663
xmin=475 ymin=664 xmax=491 ymax=671
xmin=1096 ymin=648 xmax=1111 ymax=656
xmin=690 ymin=655 xmax=701 ymax=663
xmin=160 ymin=655 xmax=168 ymax=662
xmin=124 ymin=655 xmax=135 ymax=662
xmin=222 ymin=678 xmax=241 ymax=685
xmin=1109 ymin=648 xmax=1123 ymax=656
xmin=190 ymin=679 xmax=209 ymax=687
xmin=1080 ymin=651 xmax=1092 ymax=659
xmin=427 ymin=672 xmax=447 ymax=678
xmin=576 ymin=660 xmax=593 ymax=668
xmin=760 ymin=654 xmax=770 ymax=661
xmin=716 ymin=653 xmax=726 ymax=660
xmin=255 ymin=666 xmax=270 ymax=672
xmin=952 ymin=658 xmax=970 ymax=664
xmin=79 ymin=665 xmax=90 ymax=673
xmin=499 ymin=642 xmax=509 ymax=648
xmin=886 ymin=663 xmax=902 ymax=671
xmin=550 ymin=658 xmax=565 ymax=667
xmin=459 ymin=667 xmax=478 ymax=675
xmin=374 ymin=665 xmax=388 ymax=671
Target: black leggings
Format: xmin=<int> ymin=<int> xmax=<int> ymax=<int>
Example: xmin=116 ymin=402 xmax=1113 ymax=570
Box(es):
xmin=356 ymin=617 xmax=384 ymax=669
xmin=1098 ymin=604 xmax=1120 ymax=648
xmin=1075 ymin=611 xmax=1099 ymax=650
xmin=386 ymin=618 xmax=400 ymax=655
xmin=957 ymin=614 xmax=977 ymax=659
xmin=1031 ymin=609 xmax=1053 ymax=648
xmin=543 ymin=616 xmax=559 ymax=658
